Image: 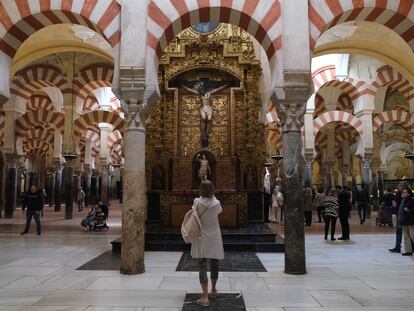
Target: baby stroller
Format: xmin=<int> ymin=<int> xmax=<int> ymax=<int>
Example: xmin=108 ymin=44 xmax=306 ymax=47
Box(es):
xmin=80 ymin=204 xmax=109 ymax=232
xmin=376 ymin=203 xmax=392 ymax=227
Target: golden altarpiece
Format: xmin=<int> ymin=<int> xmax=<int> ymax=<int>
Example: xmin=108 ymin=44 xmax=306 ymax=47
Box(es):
xmin=145 ymin=24 xmax=266 ymax=228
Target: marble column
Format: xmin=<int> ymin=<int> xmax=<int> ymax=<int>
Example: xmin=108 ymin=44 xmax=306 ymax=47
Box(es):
xmin=341 ymin=166 xmax=349 ymax=188
xmin=361 ymin=156 xmax=372 ymax=217
xmin=120 ymin=99 xmax=148 ymax=275
xmin=100 ymin=160 xmax=110 ymax=205
xmin=371 ymin=167 xmax=379 ymax=212
xmin=94 ymin=171 xmax=100 ymax=203
xmin=323 ymin=161 xmax=333 ymax=189
xmin=64 ymin=160 xmax=75 ymax=219
xmin=361 ymin=156 xmax=372 ymax=192
xmin=4 ymin=154 xmax=17 ymax=218
xmin=84 ymin=165 xmax=92 ymax=207
xmin=378 ymin=165 xmax=386 ymax=200
xmin=49 ymin=168 xmax=56 ymax=208
xmin=276 ymin=88 xmax=310 ymax=275
xmin=304 ymin=156 xmax=313 ymax=188
xmin=54 ymin=161 xmax=63 ymax=212
xmin=90 ymin=175 xmax=97 ymax=205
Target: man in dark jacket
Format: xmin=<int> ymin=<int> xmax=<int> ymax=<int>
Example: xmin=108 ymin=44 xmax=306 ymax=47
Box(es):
xmin=400 ymin=188 xmax=414 ymax=256
xmin=337 ymin=186 xmax=352 ymax=240
xmin=389 ymin=181 xmax=409 ymax=253
xmin=21 ymin=185 xmax=43 ymax=235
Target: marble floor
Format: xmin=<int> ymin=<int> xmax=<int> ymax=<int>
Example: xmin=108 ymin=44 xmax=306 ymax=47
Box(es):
xmin=0 ymin=232 xmax=413 ymax=311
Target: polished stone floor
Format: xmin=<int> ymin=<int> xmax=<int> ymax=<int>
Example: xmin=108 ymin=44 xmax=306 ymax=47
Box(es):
xmin=0 ymin=232 xmax=413 ymax=310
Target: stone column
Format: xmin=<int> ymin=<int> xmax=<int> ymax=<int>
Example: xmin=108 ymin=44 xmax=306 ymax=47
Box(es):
xmin=49 ymin=167 xmax=56 ymax=207
xmin=119 ymin=89 xmax=149 ymax=275
xmin=340 ymin=166 xmax=349 ymax=188
xmin=361 ymin=156 xmax=372 ymax=217
xmin=4 ymin=154 xmax=17 ymax=218
xmin=304 ymin=156 xmax=313 ymax=188
xmin=100 ymin=160 xmax=110 ymax=205
xmin=54 ymin=160 xmax=63 ymax=212
xmin=275 ymin=80 xmax=310 ymax=275
xmin=378 ymin=165 xmax=386 ymax=199
xmin=84 ymin=164 xmax=92 ymax=207
xmin=64 ymin=160 xmax=75 ymax=219
xmin=322 ymin=161 xmax=334 ymax=189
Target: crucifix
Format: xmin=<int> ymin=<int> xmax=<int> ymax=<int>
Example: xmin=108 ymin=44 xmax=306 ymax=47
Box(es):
xmin=181 ymin=79 xmax=227 ymax=147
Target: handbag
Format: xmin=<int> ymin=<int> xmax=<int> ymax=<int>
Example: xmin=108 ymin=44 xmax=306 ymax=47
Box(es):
xmin=181 ymin=201 xmax=207 ymax=244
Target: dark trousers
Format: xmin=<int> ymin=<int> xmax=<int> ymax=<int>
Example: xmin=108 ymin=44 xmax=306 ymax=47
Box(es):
xmin=358 ymin=203 xmax=367 ymax=222
xmin=198 ymin=258 xmax=219 ymax=284
xmin=324 ymin=215 xmax=337 ymax=238
xmin=23 ymin=209 xmax=41 ymax=234
xmin=304 ymin=211 xmax=312 ymax=226
xmin=339 ymin=214 xmax=350 ymax=239
xmin=317 ymin=206 xmax=324 ymax=222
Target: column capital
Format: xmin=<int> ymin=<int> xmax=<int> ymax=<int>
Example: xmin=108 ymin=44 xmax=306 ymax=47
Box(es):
xmin=274 ymin=73 xmax=312 ymax=133
xmin=124 ymin=102 xmax=149 ymax=132
xmin=84 ymin=163 xmax=92 ymax=174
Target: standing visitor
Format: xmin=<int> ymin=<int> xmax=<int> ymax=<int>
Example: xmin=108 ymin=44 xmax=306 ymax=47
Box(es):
xmin=400 ymin=188 xmax=414 ymax=256
xmin=389 ymin=181 xmax=409 ymax=253
xmin=323 ymin=188 xmax=339 ymax=241
xmin=191 ymin=180 xmax=224 ymax=307
xmin=313 ymin=187 xmax=326 ymax=223
xmin=337 ymin=186 xmax=351 ymax=240
xmin=381 ymin=188 xmax=396 ymax=227
xmin=77 ymin=188 xmax=86 ymax=212
xmin=21 ymin=185 xmax=43 ymax=236
xmin=270 ymin=185 xmax=284 ymax=224
xmin=357 ymin=184 xmax=370 ymax=224
xmin=304 ymin=187 xmax=313 ymax=226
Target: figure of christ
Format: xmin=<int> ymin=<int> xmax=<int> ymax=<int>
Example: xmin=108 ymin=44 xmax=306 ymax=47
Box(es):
xmin=196 ymin=154 xmax=211 ymax=181
xmin=182 ymin=81 xmax=227 ymax=147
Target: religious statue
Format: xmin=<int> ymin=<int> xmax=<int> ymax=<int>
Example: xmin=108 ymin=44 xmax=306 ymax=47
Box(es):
xmin=196 ymin=153 xmax=211 ymax=181
xmin=182 ymin=81 xmax=227 ymax=147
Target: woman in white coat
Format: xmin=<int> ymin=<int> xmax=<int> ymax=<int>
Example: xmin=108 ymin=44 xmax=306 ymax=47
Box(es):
xmin=191 ymin=180 xmax=224 ymax=307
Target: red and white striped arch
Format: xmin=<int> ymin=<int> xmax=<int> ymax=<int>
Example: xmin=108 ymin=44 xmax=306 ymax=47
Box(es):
xmin=25 ymin=128 xmax=54 ymax=144
xmin=309 ymin=0 xmax=414 ymax=50
xmin=23 ymin=140 xmax=51 ymax=158
xmin=0 ymin=0 xmax=121 ymax=59
xmin=372 ymin=110 xmax=413 ymax=132
xmin=15 ymin=109 xmax=64 ymax=137
xmin=11 ymin=64 xmax=69 ymax=100
xmin=147 ymin=0 xmax=282 ymax=60
xmin=312 ymin=65 xmax=336 ymax=91
xmin=314 ymin=93 xmax=354 ymax=118
xmin=27 ymin=94 xmax=54 ymax=111
xmin=313 ymin=110 xmax=364 ymax=137
xmin=108 ymin=130 xmax=122 ymax=151
xmin=372 ymin=65 xmax=414 ymax=101
xmin=111 ymin=142 xmax=123 ymax=164
xmin=83 ymin=96 xmax=100 ymax=113
xmin=74 ymin=64 xmax=114 ymax=99
xmin=74 ymin=110 xmax=124 ymax=137
xmin=319 ymin=78 xmax=375 ymax=101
